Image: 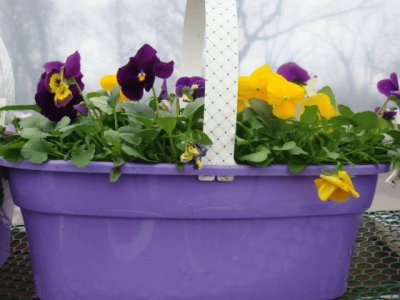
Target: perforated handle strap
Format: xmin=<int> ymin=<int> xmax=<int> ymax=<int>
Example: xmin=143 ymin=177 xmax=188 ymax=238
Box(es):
xmin=0 ymin=38 xmax=15 ymax=126
xmin=181 ymin=0 xmax=239 ymax=166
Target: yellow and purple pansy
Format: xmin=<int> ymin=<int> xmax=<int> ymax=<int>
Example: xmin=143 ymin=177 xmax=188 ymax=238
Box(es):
xmin=35 ymin=51 xmax=85 ymax=122
xmin=175 ymin=76 xmax=205 ymax=102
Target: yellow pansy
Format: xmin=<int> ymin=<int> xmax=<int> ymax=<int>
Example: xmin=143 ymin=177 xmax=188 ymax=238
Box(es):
xmin=314 ymin=171 xmax=360 ymax=202
xmin=303 ymin=93 xmax=338 ymax=119
xmin=100 ymin=74 xmax=129 ymax=102
xmin=238 ymin=65 xmax=274 ymax=111
xmin=266 ymin=73 xmax=305 ymax=119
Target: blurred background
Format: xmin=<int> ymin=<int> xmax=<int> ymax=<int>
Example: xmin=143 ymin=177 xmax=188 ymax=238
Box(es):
xmin=0 ymin=0 xmax=398 ymax=211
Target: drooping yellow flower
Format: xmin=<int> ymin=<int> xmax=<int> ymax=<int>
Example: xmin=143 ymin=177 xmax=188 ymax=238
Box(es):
xmin=303 ymin=93 xmax=338 ymax=119
xmin=238 ymin=65 xmax=274 ymax=112
xmin=266 ymin=73 xmax=305 ymax=119
xmin=100 ymin=74 xmax=129 ymax=102
xmin=314 ymin=171 xmax=360 ymax=202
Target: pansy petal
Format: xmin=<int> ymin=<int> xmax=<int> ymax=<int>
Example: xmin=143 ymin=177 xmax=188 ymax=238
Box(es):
xmin=277 ymin=62 xmax=310 ymax=83
xmin=390 ymin=72 xmax=399 ymax=90
xmin=144 ymin=74 xmax=156 ymax=92
xmin=117 ymin=58 xmax=140 ymax=86
xmin=193 ymin=87 xmax=205 ymax=99
xmin=43 ymin=61 xmax=64 ymax=72
xmin=73 ymin=103 xmax=88 ymax=116
xmin=159 ymin=79 xmax=169 ymax=100
xmin=155 ymin=60 xmax=174 ymax=79
xmin=135 ymin=44 xmax=158 ymax=65
xmin=121 ymin=81 xmax=145 ymax=101
xmin=272 ymin=100 xmax=297 ymax=119
xmin=100 ymin=74 xmax=118 ymax=92
xmin=64 ymin=51 xmax=81 ymax=79
xmin=314 ymin=179 xmax=336 ymax=202
xmin=377 ymin=78 xmax=397 ymax=97
xmin=330 ymin=189 xmax=351 ymax=202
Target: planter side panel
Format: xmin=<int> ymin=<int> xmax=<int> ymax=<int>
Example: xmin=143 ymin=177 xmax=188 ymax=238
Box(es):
xmin=22 ymin=210 xmax=360 ymax=300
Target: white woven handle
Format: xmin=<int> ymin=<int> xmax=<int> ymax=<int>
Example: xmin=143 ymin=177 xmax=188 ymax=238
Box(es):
xmin=181 ymin=0 xmax=239 ymax=166
xmin=0 ymin=38 xmax=15 ymax=126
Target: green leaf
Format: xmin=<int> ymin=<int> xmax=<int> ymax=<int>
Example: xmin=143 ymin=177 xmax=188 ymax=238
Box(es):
xmin=354 ymin=111 xmax=379 ymax=130
xmin=183 ymin=99 xmax=204 ymax=118
xmin=19 ymin=115 xmax=53 ymax=132
xmin=135 ymin=129 xmax=160 ymax=141
xmin=318 ymin=86 xmax=336 ymax=106
xmin=119 ymin=133 xmax=142 ymax=145
xmin=387 ymin=130 xmax=400 ymax=145
xmin=122 ymin=102 xmax=156 ymax=119
xmin=0 ymin=141 xmax=25 ymax=162
xmin=20 ymin=127 xmax=50 ymax=139
xmin=110 ymin=166 xmax=122 ymax=182
xmin=239 ymin=148 xmax=270 ymax=163
xmin=71 ymin=144 xmax=95 ymax=168
xmin=55 ymin=116 xmax=71 ymax=131
xmin=21 ymin=139 xmax=48 ymax=164
xmin=90 ymin=96 xmax=113 ymax=114
xmin=288 ymin=162 xmax=306 ymax=174
xmin=323 ymin=147 xmax=340 ymax=160
xmin=0 ymin=104 xmax=40 ymax=112
xmin=108 ymin=86 xmax=121 ymax=108
xmin=103 ymin=129 xmax=121 ymax=146
xmin=87 ymin=90 xmax=108 ymax=98
xmin=273 ymin=141 xmax=296 ymax=151
xmin=338 ymin=105 xmax=354 ymax=118
xmin=300 ymin=106 xmax=319 ymax=124
xmin=289 ymin=146 xmax=308 ymax=156
xmin=186 ymin=130 xmax=213 ymax=145
xmin=157 ymin=117 xmax=177 ymax=135
xmin=249 ymin=98 xmax=274 ymax=125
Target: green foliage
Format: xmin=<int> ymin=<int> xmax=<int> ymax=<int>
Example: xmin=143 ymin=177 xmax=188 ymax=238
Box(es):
xmin=0 ymin=94 xmax=210 ymax=181
xmin=235 ymin=100 xmax=400 ymax=170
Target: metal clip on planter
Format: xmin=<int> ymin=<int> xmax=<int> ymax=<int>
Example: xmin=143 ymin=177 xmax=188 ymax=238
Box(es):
xmin=181 ymin=0 xmax=239 ymax=182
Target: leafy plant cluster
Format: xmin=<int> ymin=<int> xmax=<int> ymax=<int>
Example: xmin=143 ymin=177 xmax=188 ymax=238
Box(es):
xmin=0 ymin=88 xmax=211 ymax=182
xmin=235 ymin=98 xmax=400 ymax=173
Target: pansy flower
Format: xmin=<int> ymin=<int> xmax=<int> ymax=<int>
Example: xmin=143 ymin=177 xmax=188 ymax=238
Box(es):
xmin=302 ymin=93 xmax=338 ymax=120
xmin=374 ymin=107 xmax=397 ymax=120
xmin=175 ymin=76 xmax=205 ymax=102
xmin=377 ymin=72 xmax=400 ymax=98
xmin=180 ymin=143 xmax=207 ymax=170
xmin=99 ymin=74 xmax=129 ymax=102
xmin=117 ymin=44 xmax=174 ymax=101
xmin=35 ymin=51 xmax=85 ymax=122
xmin=314 ymin=171 xmax=360 ymax=202
xmin=277 ymin=62 xmax=310 ymax=84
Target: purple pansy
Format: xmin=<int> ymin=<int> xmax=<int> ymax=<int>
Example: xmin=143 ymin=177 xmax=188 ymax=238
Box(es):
xmin=73 ymin=103 xmax=89 ymax=116
xmin=35 ymin=51 xmax=85 ymax=122
xmin=374 ymin=107 xmax=398 ymax=120
xmin=4 ymin=124 xmax=16 ymax=136
xmin=159 ymin=79 xmax=169 ymax=100
xmin=277 ymin=62 xmax=310 ymax=84
xmin=175 ymin=76 xmax=205 ymax=102
xmin=377 ymin=72 xmax=400 ymax=98
xmin=117 ymin=44 xmax=174 ymax=101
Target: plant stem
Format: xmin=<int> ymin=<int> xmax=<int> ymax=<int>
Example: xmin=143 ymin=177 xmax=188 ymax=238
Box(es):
xmin=175 ymin=98 xmax=181 ymax=117
xmin=152 ymin=87 xmax=160 ymax=117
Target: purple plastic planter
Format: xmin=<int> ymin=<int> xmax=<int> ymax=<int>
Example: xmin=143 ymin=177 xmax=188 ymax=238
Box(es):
xmin=0 ymin=158 xmax=389 ymax=300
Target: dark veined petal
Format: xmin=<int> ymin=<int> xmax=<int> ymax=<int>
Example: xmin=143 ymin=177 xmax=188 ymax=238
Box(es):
xmin=43 ymin=61 xmax=63 ymax=72
xmin=155 ymin=60 xmax=174 ymax=79
xmin=64 ymin=51 xmax=81 ymax=79
xmin=117 ymin=58 xmax=140 ymax=86
xmin=277 ymin=62 xmax=310 ymax=83
xmin=193 ymin=87 xmax=205 ymax=99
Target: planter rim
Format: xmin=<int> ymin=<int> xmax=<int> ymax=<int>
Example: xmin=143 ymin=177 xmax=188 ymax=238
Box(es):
xmin=0 ymin=157 xmax=390 ymax=176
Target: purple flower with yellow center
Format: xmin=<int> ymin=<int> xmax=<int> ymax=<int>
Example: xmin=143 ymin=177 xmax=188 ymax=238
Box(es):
xmin=377 ymin=72 xmax=400 ymax=98
xmin=277 ymin=62 xmax=310 ymax=84
xmin=35 ymin=51 xmax=85 ymax=122
xmin=180 ymin=143 xmax=207 ymax=170
xmin=175 ymin=76 xmax=205 ymax=102
xmin=117 ymin=44 xmax=174 ymax=101
xmin=374 ymin=107 xmax=398 ymax=120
